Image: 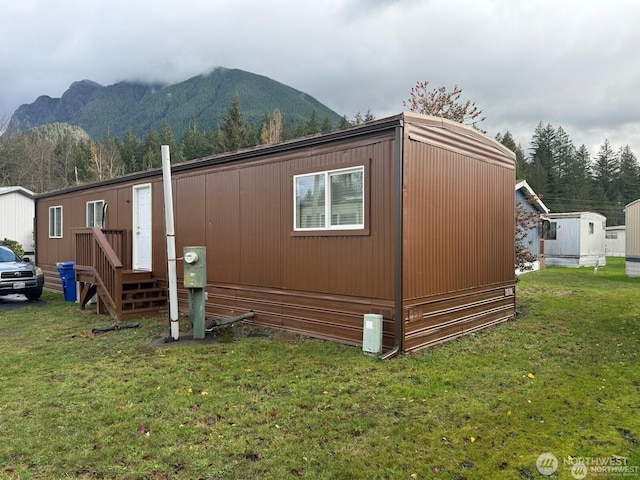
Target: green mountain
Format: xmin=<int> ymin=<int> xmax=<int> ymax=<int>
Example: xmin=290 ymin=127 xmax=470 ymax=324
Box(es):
xmin=6 ymin=67 xmax=343 ymax=140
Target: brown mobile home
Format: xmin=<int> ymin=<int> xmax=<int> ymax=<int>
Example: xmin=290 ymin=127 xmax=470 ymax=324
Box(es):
xmin=35 ymin=113 xmax=517 ymax=354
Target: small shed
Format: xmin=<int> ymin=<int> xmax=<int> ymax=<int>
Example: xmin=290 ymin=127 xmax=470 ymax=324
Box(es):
xmin=34 ymin=113 xmax=517 ymax=355
xmin=544 ymin=212 xmax=606 ymax=267
xmin=605 ymin=225 xmax=625 ymax=257
xmin=515 ymin=180 xmax=549 ymax=273
xmin=625 ymin=200 xmax=640 ymax=277
xmin=0 ymin=186 xmax=35 ymax=256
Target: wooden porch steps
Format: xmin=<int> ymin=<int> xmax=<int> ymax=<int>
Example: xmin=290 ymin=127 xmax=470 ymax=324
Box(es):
xmin=74 ymin=228 xmax=167 ymax=323
xmin=78 ymin=269 xmax=167 ymax=321
xmin=119 ymin=270 xmax=167 ymax=320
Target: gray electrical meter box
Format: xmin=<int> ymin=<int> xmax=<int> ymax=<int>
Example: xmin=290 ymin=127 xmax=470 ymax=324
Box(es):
xmin=183 ymin=246 xmax=206 ymax=288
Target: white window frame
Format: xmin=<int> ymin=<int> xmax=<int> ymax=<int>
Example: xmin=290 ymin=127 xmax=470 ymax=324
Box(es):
xmin=49 ymin=206 xmax=63 ymax=238
xmin=86 ymin=200 xmax=105 ymax=228
xmin=294 ymin=166 xmax=365 ymax=231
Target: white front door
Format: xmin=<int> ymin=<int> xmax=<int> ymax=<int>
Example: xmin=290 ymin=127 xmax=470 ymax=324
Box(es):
xmin=133 ymin=184 xmax=152 ymax=271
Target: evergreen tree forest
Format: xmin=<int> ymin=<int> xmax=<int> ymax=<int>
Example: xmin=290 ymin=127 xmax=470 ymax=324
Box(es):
xmin=0 ymin=98 xmax=346 ymax=195
xmin=497 ymin=123 xmax=638 ymax=226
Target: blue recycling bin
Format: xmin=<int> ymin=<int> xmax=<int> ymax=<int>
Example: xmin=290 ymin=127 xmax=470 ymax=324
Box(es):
xmin=56 ymin=261 xmax=76 ymax=302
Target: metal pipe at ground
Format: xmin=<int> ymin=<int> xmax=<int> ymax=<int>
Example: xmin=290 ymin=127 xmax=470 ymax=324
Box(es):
xmin=205 ymin=311 xmax=255 ymax=332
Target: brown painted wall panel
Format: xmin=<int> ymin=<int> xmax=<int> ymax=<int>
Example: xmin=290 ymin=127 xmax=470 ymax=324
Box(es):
xmin=280 ymin=139 xmax=395 ymax=299
xmin=405 ymin=322 xmax=464 ymax=351
xmin=403 ymin=142 xmax=478 ymax=295
xmin=150 ymin=181 xmax=168 ymax=273
xmin=475 ymin=162 xmax=516 ymax=285
xmin=174 ymin=174 xmax=207 ymax=248
xmin=205 ymin=169 xmax=242 ymax=284
xmin=403 ymin=287 xmax=515 ymax=352
xmin=239 ymin=162 xmax=284 ymax=287
xmin=199 ymin=283 xmax=395 ymax=348
xmin=400 ymin=116 xmax=516 ymax=352
xmin=402 ymin=140 xmax=515 ymax=297
xmin=403 ymin=306 xmax=514 ymax=352
xmin=281 ymin=235 xmax=332 ymax=293
xmin=36 ymin=183 xmax=134 ymax=277
xmin=115 ymin=186 xmax=133 ymax=228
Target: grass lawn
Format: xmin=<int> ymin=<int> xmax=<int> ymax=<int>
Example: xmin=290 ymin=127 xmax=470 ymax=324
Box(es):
xmin=0 ymin=258 xmax=638 ymax=479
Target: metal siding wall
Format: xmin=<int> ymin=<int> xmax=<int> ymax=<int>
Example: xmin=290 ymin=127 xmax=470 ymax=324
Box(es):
xmin=115 ymin=186 xmax=133 ymax=229
xmin=581 ymin=214 xmax=606 ymax=256
xmin=239 ymin=162 xmax=283 ymax=287
xmin=66 ymin=197 xmax=84 ymax=261
xmin=403 ymin=141 xmax=514 ymax=298
xmin=329 ymin=141 xmax=395 ymax=299
xmin=545 ymin=218 xmax=580 ymax=257
xmin=195 ymin=136 xmax=396 ymax=347
xmin=0 ymin=193 xmax=34 ymax=249
xmin=497 ymin=166 xmax=516 ymax=280
xmin=281 ymin=139 xmax=395 ymax=300
xmin=35 ymin=199 xmax=60 ymax=266
xmin=401 ymin=127 xmax=516 ymax=353
xmin=205 ymin=169 xmax=241 ymax=284
xmin=627 ymin=202 xmax=640 ymax=257
xmin=35 ymin=195 xmax=87 ymax=289
xmin=605 ymin=228 xmax=625 ymax=257
xmin=281 ymin=234 xmax=331 ymax=293
xmin=174 ymin=174 xmax=207 ymax=249
xmin=627 ymin=202 xmax=640 ymax=276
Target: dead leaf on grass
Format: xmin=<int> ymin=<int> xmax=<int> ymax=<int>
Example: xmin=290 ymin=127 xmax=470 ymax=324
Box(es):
xmin=204 ymin=415 xmax=223 ymax=425
xmin=137 ymin=425 xmax=150 ymax=435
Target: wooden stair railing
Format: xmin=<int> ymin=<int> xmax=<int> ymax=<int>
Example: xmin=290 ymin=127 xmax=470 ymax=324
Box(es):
xmin=74 ymin=227 xmax=124 ymax=320
xmin=73 ymin=228 xmax=168 ymax=321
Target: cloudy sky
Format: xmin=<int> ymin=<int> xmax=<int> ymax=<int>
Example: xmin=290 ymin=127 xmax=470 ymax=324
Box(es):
xmin=1 ymin=0 xmax=639 ymax=156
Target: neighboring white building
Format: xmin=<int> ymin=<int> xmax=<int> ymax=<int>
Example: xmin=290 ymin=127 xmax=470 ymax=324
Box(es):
xmin=0 ymin=186 xmax=35 ymax=255
xmin=626 ymin=200 xmax=640 ymax=277
xmin=544 ymin=212 xmax=606 ymax=267
xmin=605 ymin=225 xmax=625 ymax=257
